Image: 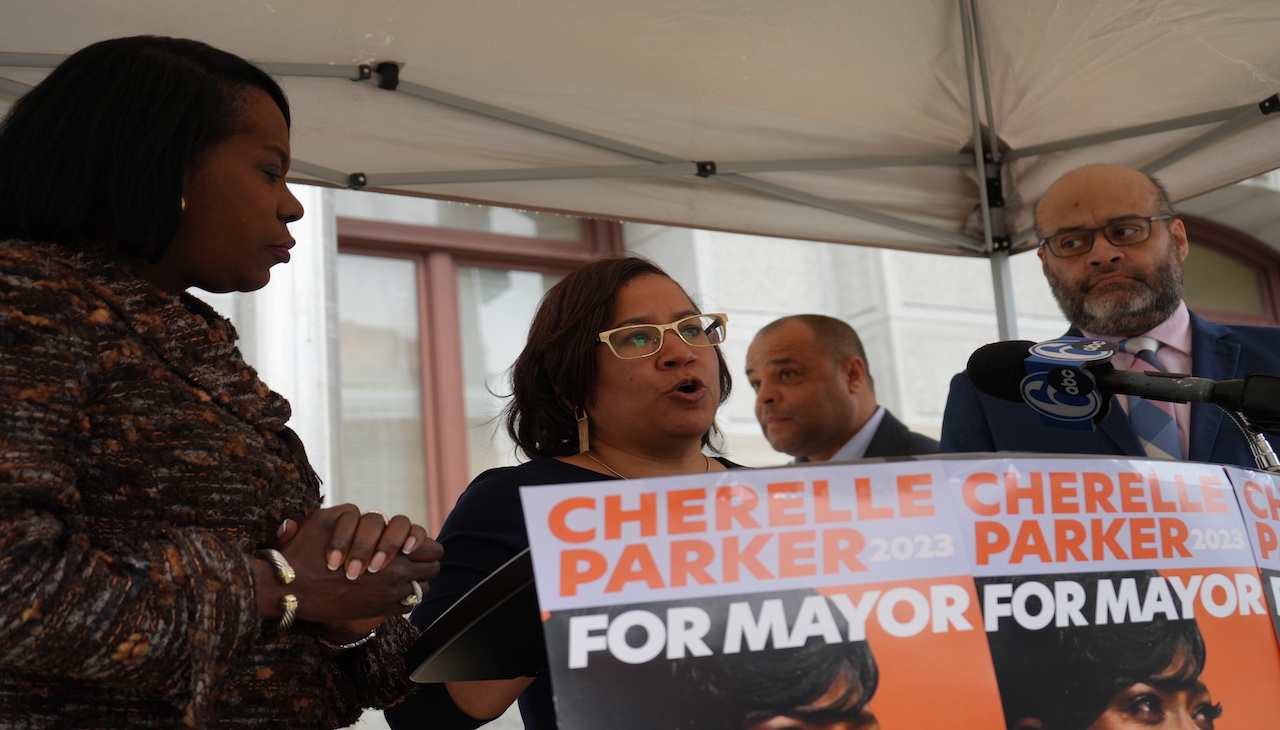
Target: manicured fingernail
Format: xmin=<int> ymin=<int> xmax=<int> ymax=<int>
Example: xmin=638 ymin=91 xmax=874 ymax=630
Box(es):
xmin=401 ymin=537 xmax=418 ymax=555
xmin=327 ymin=550 xmax=342 ymax=571
xmin=368 ymin=551 xmax=387 ymax=573
xmin=345 ymin=560 xmax=363 ymax=580
xmin=277 ymin=519 xmax=290 ymax=537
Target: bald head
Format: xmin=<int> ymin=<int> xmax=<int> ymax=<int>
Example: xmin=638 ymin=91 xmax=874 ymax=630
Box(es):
xmin=1034 ymin=164 xmax=1174 ymax=238
xmin=1034 ymin=164 xmax=1188 ymax=337
xmin=746 ymin=315 xmax=878 ymax=461
xmin=755 ymin=315 xmax=874 ymax=389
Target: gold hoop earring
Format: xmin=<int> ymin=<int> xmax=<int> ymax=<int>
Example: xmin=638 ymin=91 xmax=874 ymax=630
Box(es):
xmin=712 ymin=419 xmax=721 ymax=436
xmin=575 ymin=408 xmax=589 ymax=454
xmin=180 ymin=197 xmax=186 ymax=212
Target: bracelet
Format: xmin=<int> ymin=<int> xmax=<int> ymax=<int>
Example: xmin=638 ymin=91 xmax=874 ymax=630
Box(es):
xmin=315 ymin=627 xmax=378 ymax=652
xmin=278 ymin=594 xmax=299 ymax=631
xmin=256 ymin=549 xmax=298 ymax=631
xmin=255 ymin=549 xmax=296 ymax=585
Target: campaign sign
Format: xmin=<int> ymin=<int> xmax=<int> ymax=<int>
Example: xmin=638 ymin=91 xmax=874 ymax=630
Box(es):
xmin=1226 ymin=466 xmax=1280 ymax=644
xmin=521 ymin=460 xmax=1005 ymax=730
xmin=941 ymin=457 xmax=1280 ymax=728
xmin=940 ymin=457 xmax=1250 ymax=577
xmin=521 ymin=457 xmax=1280 ymax=728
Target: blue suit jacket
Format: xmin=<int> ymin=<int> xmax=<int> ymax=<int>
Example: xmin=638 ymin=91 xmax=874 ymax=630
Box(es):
xmin=939 ymin=312 xmax=1280 ymax=469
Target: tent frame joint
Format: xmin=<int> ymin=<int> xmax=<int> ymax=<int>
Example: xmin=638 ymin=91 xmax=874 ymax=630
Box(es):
xmin=985 ymin=171 xmax=1005 ymax=208
xmin=695 ymin=161 xmax=717 ymax=178
xmin=1260 ymin=93 xmax=1280 ymax=116
xmin=354 ymin=64 xmax=373 ymax=82
xmin=375 ymin=61 xmax=400 ymax=91
xmin=349 ymin=172 xmax=368 ymax=190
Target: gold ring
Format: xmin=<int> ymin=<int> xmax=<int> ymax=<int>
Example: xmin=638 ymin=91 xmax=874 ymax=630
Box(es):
xmin=400 ymin=580 xmax=423 ymax=607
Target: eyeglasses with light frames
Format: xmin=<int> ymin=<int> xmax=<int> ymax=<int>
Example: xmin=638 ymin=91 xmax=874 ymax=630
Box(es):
xmin=597 ymin=313 xmax=728 ymax=360
xmin=1038 ymin=215 xmax=1173 ymax=258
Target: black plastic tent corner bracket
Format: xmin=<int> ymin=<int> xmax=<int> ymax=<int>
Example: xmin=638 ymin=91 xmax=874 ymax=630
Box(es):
xmin=375 ymin=62 xmax=401 ymax=91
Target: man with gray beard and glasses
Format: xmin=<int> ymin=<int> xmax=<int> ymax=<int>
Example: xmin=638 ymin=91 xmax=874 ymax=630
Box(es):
xmin=939 ymin=164 xmax=1280 ymax=468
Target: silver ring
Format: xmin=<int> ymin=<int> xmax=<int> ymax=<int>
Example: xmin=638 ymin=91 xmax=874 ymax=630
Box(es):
xmin=400 ymin=580 xmax=423 ymax=607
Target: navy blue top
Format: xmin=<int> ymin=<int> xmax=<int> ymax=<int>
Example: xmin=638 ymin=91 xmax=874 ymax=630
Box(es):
xmin=387 ymin=457 xmax=738 ymax=730
xmin=939 ymin=312 xmax=1280 ymax=469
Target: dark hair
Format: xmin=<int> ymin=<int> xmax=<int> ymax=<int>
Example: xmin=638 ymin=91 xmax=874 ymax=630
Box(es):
xmin=758 ymin=314 xmax=875 ymax=391
xmin=981 ymin=570 xmax=1207 ymax=730
xmin=672 ymin=591 xmax=879 ymax=730
xmin=504 ymin=255 xmax=732 ymax=458
xmin=677 ymin=639 xmax=879 ymax=730
xmin=1150 ymin=175 xmax=1176 ymax=217
xmin=0 ymin=35 xmax=290 ymax=261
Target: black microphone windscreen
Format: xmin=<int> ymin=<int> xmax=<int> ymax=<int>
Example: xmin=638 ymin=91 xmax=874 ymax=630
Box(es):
xmin=965 ymin=340 xmax=1037 ymax=402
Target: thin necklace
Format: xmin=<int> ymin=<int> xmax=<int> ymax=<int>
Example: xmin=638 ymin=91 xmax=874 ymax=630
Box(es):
xmin=582 ymin=451 xmax=712 ymax=480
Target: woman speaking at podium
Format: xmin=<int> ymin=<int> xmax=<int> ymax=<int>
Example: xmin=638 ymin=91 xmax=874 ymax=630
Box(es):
xmin=387 ymin=256 xmax=739 ymax=729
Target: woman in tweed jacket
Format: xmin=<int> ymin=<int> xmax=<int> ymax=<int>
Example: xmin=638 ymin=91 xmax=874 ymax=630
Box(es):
xmin=0 ymin=37 xmax=442 ymax=727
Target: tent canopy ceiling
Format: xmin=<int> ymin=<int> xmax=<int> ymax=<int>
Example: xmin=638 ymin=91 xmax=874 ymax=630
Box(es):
xmin=2 ymin=0 xmax=1279 ymax=258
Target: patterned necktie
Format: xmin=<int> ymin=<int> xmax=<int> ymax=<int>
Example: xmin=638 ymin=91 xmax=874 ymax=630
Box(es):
xmin=1120 ymin=336 xmax=1182 ymax=460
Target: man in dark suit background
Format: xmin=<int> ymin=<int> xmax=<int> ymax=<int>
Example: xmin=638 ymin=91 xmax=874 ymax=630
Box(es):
xmin=940 ymin=163 xmax=1280 ymax=469
xmin=746 ymin=314 xmax=938 ymax=462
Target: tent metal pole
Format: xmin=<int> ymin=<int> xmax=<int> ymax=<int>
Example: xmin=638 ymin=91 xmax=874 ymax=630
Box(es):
xmin=257 ymin=62 xmax=367 ymax=79
xmin=969 ymin=0 xmax=1001 ymax=165
xmin=706 ymin=175 xmax=984 ymax=250
xmin=1141 ymin=95 xmax=1280 ymax=174
xmin=990 ymin=250 xmax=1017 ymax=340
xmin=386 ymin=77 xmax=686 ymax=165
xmin=290 ymin=160 xmax=353 ymax=186
xmin=716 ymin=154 xmax=975 ymax=172
xmin=359 ymin=154 xmax=975 ymax=186
xmin=365 ymin=163 xmax=701 ymax=186
xmin=0 ymin=51 xmax=978 ymax=248
xmin=1005 ymin=95 xmax=1279 ymax=250
xmin=0 ymin=49 xmax=1025 ymax=253
xmin=958 ymin=0 xmax=993 ymax=246
xmin=1008 ymin=227 xmax=1039 ymax=251
xmin=960 ymin=0 xmax=1016 ymax=339
xmin=0 ymin=76 xmax=31 ymax=96
xmin=0 ymin=54 xmax=367 ymax=78
xmin=0 ymin=52 xmax=67 ymax=66
xmin=1004 ymin=104 xmax=1256 ymax=160
xmin=969 ymin=0 xmax=1016 ymax=340
xmin=374 ymin=74 xmax=983 ymax=249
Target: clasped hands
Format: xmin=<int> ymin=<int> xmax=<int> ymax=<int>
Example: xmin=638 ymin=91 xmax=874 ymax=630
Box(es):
xmin=257 ymin=504 xmax=443 ymax=645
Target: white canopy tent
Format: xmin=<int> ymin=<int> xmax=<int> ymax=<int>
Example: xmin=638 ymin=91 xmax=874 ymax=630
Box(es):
xmin=2 ymin=0 xmax=1279 ymax=338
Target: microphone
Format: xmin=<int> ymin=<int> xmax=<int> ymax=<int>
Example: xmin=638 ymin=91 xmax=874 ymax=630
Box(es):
xmin=965 ymin=339 xmax=1280 ymax=435
xmin=967 ymin=340 xmax=1215 ymax=405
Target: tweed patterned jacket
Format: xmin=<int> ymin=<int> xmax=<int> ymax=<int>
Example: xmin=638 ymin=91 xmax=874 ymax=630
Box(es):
xmin=0 ymin=240 xmax=418 ymax=728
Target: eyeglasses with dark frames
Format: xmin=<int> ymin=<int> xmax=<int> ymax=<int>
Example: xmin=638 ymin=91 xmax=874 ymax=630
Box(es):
xmin=597 ymin=313 xmax=728 ymax=360
xmin=1038 ymin=215 xmax=1174 ymax=258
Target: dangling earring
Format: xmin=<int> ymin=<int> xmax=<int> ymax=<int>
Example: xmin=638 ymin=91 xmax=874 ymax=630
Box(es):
xmin=180 ymin=197 xmax=186 ymax=212
xmin=575 ymin=408 xmax=589 ymax=454
xmin=712 ymin=420 xmax=721 ymax=436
